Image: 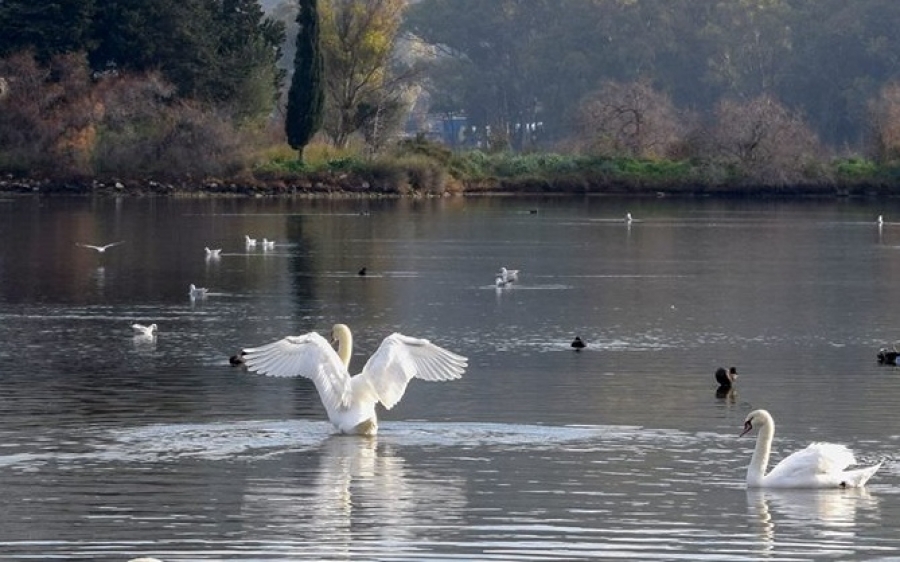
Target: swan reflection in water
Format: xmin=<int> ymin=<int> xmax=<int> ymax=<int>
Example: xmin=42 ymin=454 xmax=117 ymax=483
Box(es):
xmin=241 ymin=435 xmax=466 ymax=554
xmin=748 ymin=488 xmax=880 ymax=554
xmin=131 ymin=331 xmax=157 ymax=354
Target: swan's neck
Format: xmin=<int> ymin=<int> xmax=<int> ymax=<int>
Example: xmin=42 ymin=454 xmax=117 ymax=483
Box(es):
xmin=334 ymin=325 xmax=352 ymax=368
xmin=747 ymin=422 xmax=774 ymax=486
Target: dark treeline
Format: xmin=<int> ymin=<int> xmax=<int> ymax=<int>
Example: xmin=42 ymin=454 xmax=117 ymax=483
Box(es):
xmin=0 ymin=0 xmax=284 ymax=120
xmin=405 ymin=0 xmax=900 ymax=153
xmin=2 ymin=0 xmax=900 ymax=195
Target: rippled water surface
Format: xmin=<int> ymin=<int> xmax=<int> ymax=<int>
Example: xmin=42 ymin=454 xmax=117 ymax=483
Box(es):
xmin=1 ymin=195 xmax=900 ymax=560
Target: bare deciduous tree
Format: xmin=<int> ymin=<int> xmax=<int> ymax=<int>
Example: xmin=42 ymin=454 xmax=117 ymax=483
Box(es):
xmin=867 ymin=82 xmax=900 ymax=163
xmin=709 ymin=94 xmax=823 ymax=185
xmin=574 ymin=79 xmax=682 ymax=159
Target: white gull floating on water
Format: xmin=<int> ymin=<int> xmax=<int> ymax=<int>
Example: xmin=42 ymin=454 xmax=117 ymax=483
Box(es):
xmin=189 ymin=283 xmax=208 ymax=300
xmin=131 ymin=323 xmax=157 ymax=337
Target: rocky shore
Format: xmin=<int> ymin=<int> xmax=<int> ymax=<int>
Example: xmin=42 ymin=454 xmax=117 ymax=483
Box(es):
xmin=0 ymin=173 xmax=894 ymax=199
xmin=0 ymin=174 xmax=399 ymax=197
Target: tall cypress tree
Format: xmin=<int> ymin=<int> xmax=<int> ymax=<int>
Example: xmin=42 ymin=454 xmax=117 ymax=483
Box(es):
xmin=285 ymin=0 xmax=325 ymax=161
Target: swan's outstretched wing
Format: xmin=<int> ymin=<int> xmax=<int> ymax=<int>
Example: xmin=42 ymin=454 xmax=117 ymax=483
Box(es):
xmin=242 ymin=332 xmax=351 ymax=411
xmin=357 ymin=333 xmax=467 ymax=409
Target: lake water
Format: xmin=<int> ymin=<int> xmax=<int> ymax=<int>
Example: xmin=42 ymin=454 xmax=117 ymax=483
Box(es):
xmin=1 ymin=194 xmax=900 ymax=561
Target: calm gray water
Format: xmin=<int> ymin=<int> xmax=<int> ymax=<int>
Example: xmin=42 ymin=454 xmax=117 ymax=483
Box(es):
xmin=1 ymin=194 xmax=899 ymax=561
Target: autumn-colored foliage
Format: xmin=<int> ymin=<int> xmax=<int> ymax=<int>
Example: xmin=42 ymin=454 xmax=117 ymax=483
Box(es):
xmin=319 ymin=0 xmax=407 ymax=148
xmin=0 ymin=52 xmax=251 ymax=179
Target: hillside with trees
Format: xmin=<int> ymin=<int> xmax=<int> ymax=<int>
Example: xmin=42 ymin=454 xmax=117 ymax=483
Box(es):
xmin=2 ymin=0 xmax=900 ymax=196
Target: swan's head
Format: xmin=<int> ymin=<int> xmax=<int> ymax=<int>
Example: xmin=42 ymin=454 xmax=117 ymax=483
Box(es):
xmin=330 ymin=324 xmax=353 ymax=350
xmin=149 ymin=323 xmax=157 ymax=332
xmin=330 ymin=324 xmax=350 ymax=344
xmin=741 ymin=409 xmax=772 ymax=437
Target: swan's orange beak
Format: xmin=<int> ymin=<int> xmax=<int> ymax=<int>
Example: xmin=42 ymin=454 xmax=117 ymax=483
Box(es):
xmin=739 ymin=420 xmax=753 ymax=437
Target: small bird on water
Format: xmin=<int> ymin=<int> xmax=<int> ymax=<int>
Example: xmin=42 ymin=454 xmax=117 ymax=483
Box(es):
xmin=715 ymin=366 xmax=738 ymax=388
xmin=189 ymin=283 xmax=209 ymax=300
xmin=229 ymin=350 xmax=247 ymax=367
xmin=571 ymin=336 xmax=586 ymax=351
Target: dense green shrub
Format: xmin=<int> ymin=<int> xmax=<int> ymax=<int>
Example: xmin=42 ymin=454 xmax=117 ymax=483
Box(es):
xmin=325 ymin=156 xmax=361 ymax=172
xmin=834 ymin=158 xmax=880 ymax=181
xmin=615 ymin=158 xmax=692 ymax=181
xmin=254 ymin=156 xmax=309 ymax=176
xmin=448 ymin=150 xmax=492 ymax=179
xmin=392 ymin=136 xmax=453 ymax=166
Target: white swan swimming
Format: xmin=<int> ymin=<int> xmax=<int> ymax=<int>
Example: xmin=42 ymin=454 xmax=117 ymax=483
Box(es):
xmin=205 ymin=246 xmax=222 ymax=258
xmin=189 ymin=283 xmax=208 ymax=300
xmin=626 ymin=212 xmax=634 ymax=224
xmin=245 ymin=235 xmax=257 ymax=248
xmin=262 ymin=238 xmax=276 ymax=250
xmin=740 ymin=409 xmax=881 ymax=488
xmin=131 ymin=323 xmax=157 ymax=337
xmin=78 ymin=241 xmax=124 ymax=253
xmin=241 ymin=324 xmax=468 ymax=435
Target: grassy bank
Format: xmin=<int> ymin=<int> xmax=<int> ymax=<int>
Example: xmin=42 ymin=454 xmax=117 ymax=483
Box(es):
xmin=249 ymin=139 xmax=900 ymax=198
xmin=4 ymin=138 xmax=900 ymax=197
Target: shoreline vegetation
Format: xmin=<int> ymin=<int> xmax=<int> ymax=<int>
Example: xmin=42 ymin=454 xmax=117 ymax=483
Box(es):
xmin=1 ymin=143 xmax=898 ymax=199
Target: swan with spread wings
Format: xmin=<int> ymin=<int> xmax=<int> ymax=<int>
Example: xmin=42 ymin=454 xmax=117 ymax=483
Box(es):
xmin=241 ymin=324 xmax=468 ymax=435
